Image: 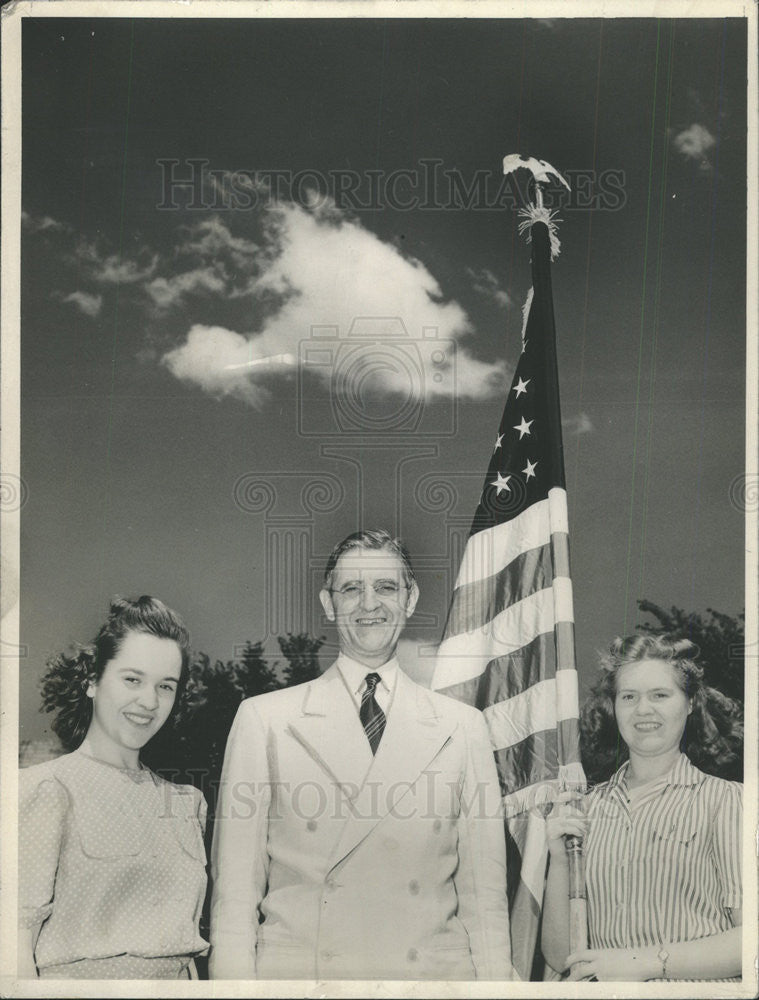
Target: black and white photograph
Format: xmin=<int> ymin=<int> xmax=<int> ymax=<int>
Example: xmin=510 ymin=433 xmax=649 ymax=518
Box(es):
xmin=1 ymin=1 xmax=756 ymax=994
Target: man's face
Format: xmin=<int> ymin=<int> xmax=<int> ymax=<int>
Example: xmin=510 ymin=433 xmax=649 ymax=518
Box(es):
xmin=319 ymin=545 xmax=419 ymax=668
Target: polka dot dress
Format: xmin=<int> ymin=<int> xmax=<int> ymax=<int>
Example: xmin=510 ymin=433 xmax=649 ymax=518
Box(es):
xmin=19 ymin=751 xmax=208 ymax=979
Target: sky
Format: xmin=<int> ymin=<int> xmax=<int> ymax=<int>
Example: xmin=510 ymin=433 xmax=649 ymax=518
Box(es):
xmin=13 ymin=12 xmax=749 ymax=745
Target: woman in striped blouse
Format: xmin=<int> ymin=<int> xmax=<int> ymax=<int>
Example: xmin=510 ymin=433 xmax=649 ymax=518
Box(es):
xmin=542 ymin=634 xmax=743 ymax=982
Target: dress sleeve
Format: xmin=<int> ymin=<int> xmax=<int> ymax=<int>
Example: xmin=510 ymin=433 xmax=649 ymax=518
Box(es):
xmin=19 ymin=774 xmax=68 ymax=930
xmin=711 ymin=780 xmax=742 ymax=912
xmin=194 ymin=786 xmax=208 ymax=838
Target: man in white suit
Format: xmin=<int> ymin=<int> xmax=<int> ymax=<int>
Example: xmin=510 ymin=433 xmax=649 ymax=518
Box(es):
xmin=209 ymin=529 xmax=512 ymax=980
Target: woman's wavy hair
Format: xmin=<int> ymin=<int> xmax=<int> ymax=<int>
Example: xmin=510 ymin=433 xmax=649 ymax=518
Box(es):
xmin=580 ymin=633 xmax=743 ymax=784
xmin=40 ymin=596 xmax=191 ymax=752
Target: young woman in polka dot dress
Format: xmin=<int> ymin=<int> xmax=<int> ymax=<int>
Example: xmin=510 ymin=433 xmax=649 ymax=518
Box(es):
xmin=19 ymin=596 xmax=209 ymax=979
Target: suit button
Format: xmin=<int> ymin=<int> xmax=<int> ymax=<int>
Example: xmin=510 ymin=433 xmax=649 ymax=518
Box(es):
xmin=407 ymin=948 xmax=419 ymax=962
xmin=321 ymin=950 xmax=333 ymax=961
xmin=307 ymin=820 xmax=318 ymax=832
xmin=408 ymin=880 xmax=420 ymax=895
xmin=325 ymin=878 xmax=338 ymax=892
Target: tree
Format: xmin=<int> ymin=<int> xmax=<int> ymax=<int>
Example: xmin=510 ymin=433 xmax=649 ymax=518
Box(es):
xmin=236 ymin=640 xmax=279 ymax=698
xmin=145 ymin=633 xmax=327 ymax=797
xmin=143 ymin=652 xmax=240 ymax=803
xmin=278 ymin=632 xmax=325 ymax=687
xmin=637 ymin=600 xmax=744 ymax=706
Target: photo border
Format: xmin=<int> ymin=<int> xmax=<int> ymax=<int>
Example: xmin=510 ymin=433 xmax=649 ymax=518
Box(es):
xmin=1 ymin=2 xmax=756 ymax=997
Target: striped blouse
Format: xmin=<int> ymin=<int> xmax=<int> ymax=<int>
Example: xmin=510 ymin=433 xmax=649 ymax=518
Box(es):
xmin=584 ymin=754 xmax=742 ymax=962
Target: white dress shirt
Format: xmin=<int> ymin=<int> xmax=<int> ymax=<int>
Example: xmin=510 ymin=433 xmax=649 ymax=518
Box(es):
xmin=336 ymin=653 xmax=398 ymax=716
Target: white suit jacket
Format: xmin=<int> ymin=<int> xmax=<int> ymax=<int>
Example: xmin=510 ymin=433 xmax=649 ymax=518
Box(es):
xmin=209 ymin=664 xmax=512 ymax=980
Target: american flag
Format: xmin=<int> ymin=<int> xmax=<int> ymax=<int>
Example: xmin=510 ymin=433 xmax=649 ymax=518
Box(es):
xmin=432 ymin=215 xmax=585 ymax=980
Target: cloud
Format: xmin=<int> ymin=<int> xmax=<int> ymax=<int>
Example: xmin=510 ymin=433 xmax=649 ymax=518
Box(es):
xmin=146 ymin=266 xmax=228 ymax=309
xmin=163 ymin=325 xmax=289 ymax=407
xmin=562 ymin=412 xmax=594 ymax=436
xmin=60 ymin=291 xmax=103 ymax=317
xmin=161 ymin=199 xmax=507 ymax=405
xmin=467 ymin=267 xmax=510 ymax=308
xmin=157 ymin=218 xmax=264 ymax=304
xmin=75 ymin=240 xmax=158 ymax=284
xmin=177 ymin=217 xmax=260 ymax=271
xmin=22 ymin=211 xmax=68 ymax=234
xmin=672 ymin=123 xmax=716 ymax=172
xmin=97 ymin=256 xmax=158 ymax=284
xmin=31 ymin=197 xmax=509 ymax=407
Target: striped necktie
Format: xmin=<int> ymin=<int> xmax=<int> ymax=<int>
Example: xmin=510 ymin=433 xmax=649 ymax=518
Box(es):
xmin=360 ymin=672 xmax=386 ymax=754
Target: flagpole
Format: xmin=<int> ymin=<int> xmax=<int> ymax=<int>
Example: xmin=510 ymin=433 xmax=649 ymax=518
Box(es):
xmin=519 ymin=160 xmax=589 ymax=965
xmin=434 ymin=153 xmax=588 ymax=978
xmin=565 ymin=827 xmax=587 ymax=958
xmin=531 ymin=170 xmax=589 ymax=963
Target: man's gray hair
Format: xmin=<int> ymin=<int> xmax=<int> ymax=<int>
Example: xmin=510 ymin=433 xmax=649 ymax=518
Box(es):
xmin=323 ymin=529 xmax=416 ymax=589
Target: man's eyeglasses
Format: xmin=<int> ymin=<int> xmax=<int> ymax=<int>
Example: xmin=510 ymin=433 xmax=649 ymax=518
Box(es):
xmin=329 ymin=581 xmax=409 ymax=600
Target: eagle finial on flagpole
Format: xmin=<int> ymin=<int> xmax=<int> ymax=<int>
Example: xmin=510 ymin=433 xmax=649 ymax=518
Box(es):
xmin=503 ymin=154 xmax=570 ymax=261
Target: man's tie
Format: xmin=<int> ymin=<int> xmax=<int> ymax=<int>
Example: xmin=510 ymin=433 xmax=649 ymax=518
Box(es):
xmin=360 ymin=672 xmax=386 ymax=755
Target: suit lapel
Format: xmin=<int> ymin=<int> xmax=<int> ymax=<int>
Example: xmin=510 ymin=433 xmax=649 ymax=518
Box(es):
xmin=328 ymin=670 xmax=457 ymax=871
xmin=287 ymin=664 xmax=374 ymax=798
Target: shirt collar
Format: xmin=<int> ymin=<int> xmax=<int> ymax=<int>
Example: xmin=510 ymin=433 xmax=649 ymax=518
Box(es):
xmin=608 ymin=752 xmax=702 ymax=791
xmin=336 ymin=653 xmax=399 ymax=696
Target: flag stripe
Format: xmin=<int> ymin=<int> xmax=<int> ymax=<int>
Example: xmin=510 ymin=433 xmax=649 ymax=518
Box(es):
xmin=435 ymin=632 xmax=557 ymax=706
xmin=520 ymin=811 xmax=550 ymax=901
xmin=453 ymin=488 xmax=570 ymax=592
xmin=493 ymin=719 xmax=582 ymax=799
xmin=438 ymin=625 xmax=580 ymax=713
xmin=452 ymin=499 xmax=552 ymax=589
xmin=445 ymin=544 xmax=552 ymax=637
xmin=483 ymin=676 xmax=580 ymax=751
xmin=493 ymin=729 xmax=557 ymax=796
xmin=433 ymin=589 xmax=558 ymax=689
